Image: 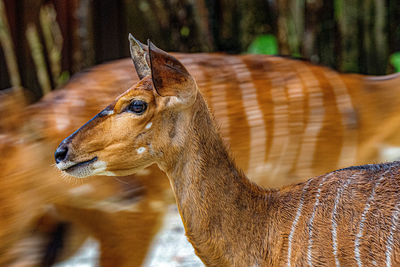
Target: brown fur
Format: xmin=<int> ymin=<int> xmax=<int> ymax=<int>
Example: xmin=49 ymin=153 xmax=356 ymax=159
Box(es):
xmin=4 ymin=49 xmax=400 ymax=265
xmin=57 ymin=42 xmax=400 ymax=266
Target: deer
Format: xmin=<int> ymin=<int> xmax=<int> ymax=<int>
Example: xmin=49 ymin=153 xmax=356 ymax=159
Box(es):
xmin=55 ymin=37 xmax=400 ymax=266
xmin=4 ymin=35 xmax=400 ymax=265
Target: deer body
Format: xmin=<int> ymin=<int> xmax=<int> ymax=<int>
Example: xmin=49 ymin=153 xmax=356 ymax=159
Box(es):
xmin=55 ymin=38 xmax=400 ymax=266
xmin=158 ymin=90 xmax=400 ymax=267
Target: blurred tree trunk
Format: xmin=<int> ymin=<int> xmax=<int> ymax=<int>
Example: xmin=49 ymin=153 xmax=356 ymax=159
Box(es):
xmin=1 ymin=0 xmax=400 ymax=93
xmin=238 ymin=0 xmax=277 ymax=52
xmin=388 ymin=0 xmax=400 ymax=57
xmin=276 ymin=0 xmax=290 ymax=54
xmin=316 ymin=0 xmax=336 ymax=68
xmin=303 ymin=0 xmax=321 ymax=61
xmin=335 ymin=0 xmax=360 ymax=73
xmin=193 ymin=0 xmax=214 ymax=51
xmin=210 ymin=0 xmax=241 ymax=52
xmin=361 ymin=0 xmax=388 ymax=74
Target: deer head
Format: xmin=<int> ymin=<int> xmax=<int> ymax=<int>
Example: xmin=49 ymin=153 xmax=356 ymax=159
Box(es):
xmin=55 ymin=39 xmax=198 ymax=178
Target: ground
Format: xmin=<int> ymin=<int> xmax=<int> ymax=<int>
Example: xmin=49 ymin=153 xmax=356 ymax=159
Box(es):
xmin=55 ymin=205 xmax=203 ymax=267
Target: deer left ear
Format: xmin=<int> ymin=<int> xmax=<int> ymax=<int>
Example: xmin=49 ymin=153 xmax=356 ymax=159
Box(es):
xmin=129 ymin=34 xmax=151 ymax=79
xmin=148 ymin=40 xmax=196 ymax=104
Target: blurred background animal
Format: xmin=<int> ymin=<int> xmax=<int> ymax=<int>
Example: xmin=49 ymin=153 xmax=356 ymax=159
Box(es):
xmin=1 ymin=0 xmax=400 ymax=265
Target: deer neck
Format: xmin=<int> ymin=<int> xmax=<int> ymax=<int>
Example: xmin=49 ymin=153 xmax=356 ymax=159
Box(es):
xmin=157 ymin=94 xmax=277 ymax=266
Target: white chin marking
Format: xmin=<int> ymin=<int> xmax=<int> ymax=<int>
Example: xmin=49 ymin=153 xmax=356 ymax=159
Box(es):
xmin=145 ymin=122 xmax=152 ymax=129
xmin=137 ymin=147 xmax=146 ymax=154
xmin=57 ymin=159 xmax=116 ymax=178
xmin=56 ymin=161 xmax=75 ymax=171
xmin=92 ymin=160 xmax=116 ymax=176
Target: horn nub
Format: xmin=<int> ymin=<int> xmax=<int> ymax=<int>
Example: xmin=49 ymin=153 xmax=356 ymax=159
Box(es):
xmin=128 ymin=33 xmax=151 ymax=80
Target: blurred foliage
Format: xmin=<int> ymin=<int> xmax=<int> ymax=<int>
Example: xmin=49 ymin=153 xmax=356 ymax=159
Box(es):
xmin=0 ymin=0 xmax=21 ymax=91
xmin=390 ymin=52 xmax=400 ymax=72
xmin=247 ymin=34 xmax=279 ymax=55
xmin=1 ymin=0 xmax=400 ymax=96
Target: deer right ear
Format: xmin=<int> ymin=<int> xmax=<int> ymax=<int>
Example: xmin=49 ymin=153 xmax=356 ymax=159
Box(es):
xmin=148 ymin=40 xmax=196 ymax=105
xmin=128 ymin=34 xmax=151 ymax=79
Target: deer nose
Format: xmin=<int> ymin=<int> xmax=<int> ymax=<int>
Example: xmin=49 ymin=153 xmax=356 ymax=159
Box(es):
xmin=55 ymin=143 xmax=69 ymax=164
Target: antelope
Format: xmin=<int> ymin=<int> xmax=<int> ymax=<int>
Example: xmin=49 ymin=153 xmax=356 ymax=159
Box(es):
xmin=55 ymin=38 xmax=400 ymax=266
xmin=6 ymin=35 xmax=400 ymax=265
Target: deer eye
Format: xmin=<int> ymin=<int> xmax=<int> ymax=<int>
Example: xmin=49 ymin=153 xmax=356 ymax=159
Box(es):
xmin=127 ymin=100 xmax=147 ymax=114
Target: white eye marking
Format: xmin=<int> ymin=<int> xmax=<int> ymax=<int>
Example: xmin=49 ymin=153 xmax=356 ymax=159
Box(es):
xmin=145 ymin=122 xmax=152 ymax=129
xmin=137 ymin=147 xmax=146 ymax=154
xmin=101 ymin=110 xmax=114 ymax=116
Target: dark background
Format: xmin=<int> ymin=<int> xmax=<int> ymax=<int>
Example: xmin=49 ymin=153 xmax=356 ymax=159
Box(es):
xmin=1 ymin=0 xmax=400 ymax=100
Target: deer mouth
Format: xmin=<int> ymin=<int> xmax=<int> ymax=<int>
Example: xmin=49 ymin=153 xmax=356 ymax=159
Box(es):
xmin=59 ymin=157 xmax=98 ymax=178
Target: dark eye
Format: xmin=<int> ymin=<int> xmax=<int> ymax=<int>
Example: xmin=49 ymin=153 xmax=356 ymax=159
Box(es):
xmin=127 ymin=100 xmax=147 ymax=114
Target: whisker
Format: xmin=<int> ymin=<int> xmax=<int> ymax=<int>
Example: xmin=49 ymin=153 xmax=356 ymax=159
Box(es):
xmin=113 ymin=176 xmax=131 ymax=185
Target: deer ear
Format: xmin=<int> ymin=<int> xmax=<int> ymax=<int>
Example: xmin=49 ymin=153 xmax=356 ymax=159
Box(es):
xmin=148 ymin=40 xmax=196 ymax=103
xmin=128 ymin=34 xmax=151 ymax=79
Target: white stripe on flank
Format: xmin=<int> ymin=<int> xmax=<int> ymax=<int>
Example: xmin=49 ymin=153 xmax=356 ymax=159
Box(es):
xmin=229 ymin=57 xmax=266 ymax=180
xmin=184 ymin=59 xmax=205 ymax=84
xmin=208 ymin=69 xmax=230 ymax=143
xmin=287 ymin=179 xmax=312 ymax=267
xmin=323 ymin=71 xmax=357 ymax=168
xmin=331 ymin=173 xmax=357 ymax=267
xmin=295 ymin=64 xmax=325 ymax=178
xmin=385 ymin=201 xmax=400 ymax=267
xmin=307 ymin=174 xmax=332 ymax=266
xmin=186 ymin=60 xmax=231 ymax=140
xmin=264 ymin=69 xmax=289 ymax=180
xmin=280 ymin=73 xmax=305 ymax=176
xmin=354 ymin=168 xmax=392 ymax=267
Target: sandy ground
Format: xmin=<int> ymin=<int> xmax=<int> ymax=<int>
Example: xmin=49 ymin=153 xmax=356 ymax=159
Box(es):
xmin=55 ymin=205 xmax=203 ymax=267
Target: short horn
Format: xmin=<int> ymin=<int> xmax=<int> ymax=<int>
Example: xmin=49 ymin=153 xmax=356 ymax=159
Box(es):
xmin=128 ymin=33 xmax=151 ymax=79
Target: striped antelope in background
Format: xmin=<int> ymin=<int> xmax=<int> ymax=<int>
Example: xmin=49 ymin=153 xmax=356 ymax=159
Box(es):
xmin=55 ymin=38 xmax=400 ymax=266
xmin=24 ymin=35 xmax=400 ymax=266
xmin=6 ymin=35 xmax=400 ymax=265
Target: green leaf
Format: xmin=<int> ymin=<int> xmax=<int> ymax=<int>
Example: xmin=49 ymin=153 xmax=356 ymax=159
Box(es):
xmin=390 ymin=52 xmax=400 ymax=73
xmin=247 ymin=34 xmax=279 ymax=55
xmin=180 ymin=26 xmax=190 ymax=37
